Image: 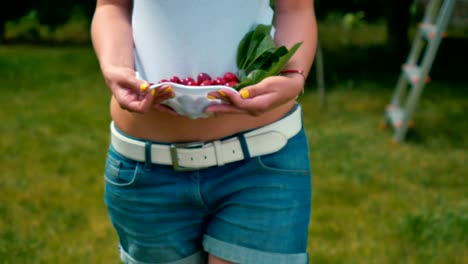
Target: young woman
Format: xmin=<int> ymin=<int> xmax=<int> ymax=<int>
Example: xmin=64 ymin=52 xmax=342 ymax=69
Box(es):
xmin=91 ymin=0 xmax=317 ymax=263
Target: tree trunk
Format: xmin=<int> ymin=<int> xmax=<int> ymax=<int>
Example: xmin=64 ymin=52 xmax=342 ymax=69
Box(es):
xmin=386 ymin=0 xmax=414 ymax=61
xmin=0 ymin=20 xmax=5 ymax=44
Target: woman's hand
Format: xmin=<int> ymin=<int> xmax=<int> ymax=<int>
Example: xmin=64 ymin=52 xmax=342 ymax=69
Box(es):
xmin=102 ymin=66 xmax=177 ymax=114
xmin=205 ymin=73 xmax=305 ymax=116
xmin=205 ymin=0 xmax=316 ymax=117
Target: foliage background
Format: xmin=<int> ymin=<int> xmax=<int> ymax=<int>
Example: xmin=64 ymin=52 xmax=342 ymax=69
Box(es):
xmin=0 ymin=0 xmax=412 ymax=45
xmin=0 ymin=1 xmax=467 ymax=263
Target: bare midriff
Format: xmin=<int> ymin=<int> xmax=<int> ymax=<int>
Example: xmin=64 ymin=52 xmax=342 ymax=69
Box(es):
xmin=110 ymin=97 xmax=295 ymax=143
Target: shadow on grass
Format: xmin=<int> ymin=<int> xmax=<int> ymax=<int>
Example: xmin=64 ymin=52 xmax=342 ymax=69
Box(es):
xmin=404 ymin=111 xmax=467 ymax=147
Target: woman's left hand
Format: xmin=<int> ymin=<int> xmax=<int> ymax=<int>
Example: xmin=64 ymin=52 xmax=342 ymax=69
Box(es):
xmin=205 ymin=73 xmax=305 ymax=116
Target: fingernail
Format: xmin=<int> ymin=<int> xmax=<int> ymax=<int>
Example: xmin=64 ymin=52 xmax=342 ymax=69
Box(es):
xmin=151 ymin=88 xmax=157 ymax=96
xmin=140 ymin=83 xmax=149 ymax=92
xmin=217 ymin=90 xmax=226 ymax=97
xmin=207 ymin=95 xmax=216 ymax=99
xmin=162 ymin=86 xmax=173 ymax=94
xmin=240 ymin=89 xmax=249 ymax=99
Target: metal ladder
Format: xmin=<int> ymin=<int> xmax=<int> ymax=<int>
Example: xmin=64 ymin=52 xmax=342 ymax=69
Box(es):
xmin=384 ymin=0 xmax=457 ymax=143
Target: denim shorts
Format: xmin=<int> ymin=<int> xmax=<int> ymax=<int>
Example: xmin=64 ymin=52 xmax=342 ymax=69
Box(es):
xmin=103 ymin=114 xmax=312 ymax=264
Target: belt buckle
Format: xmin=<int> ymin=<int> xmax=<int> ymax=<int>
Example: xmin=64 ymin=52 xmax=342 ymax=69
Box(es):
xmin=169 ymin=142 xmax=205 ymax=171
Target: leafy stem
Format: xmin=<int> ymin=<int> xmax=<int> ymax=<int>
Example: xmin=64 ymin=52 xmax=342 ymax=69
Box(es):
xmin=234 ymin=24 xmax=303 ymax=90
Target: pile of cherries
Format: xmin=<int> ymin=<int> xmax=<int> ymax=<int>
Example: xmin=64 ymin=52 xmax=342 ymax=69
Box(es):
xmin=159 ymin=72 xmax=239 ymax=87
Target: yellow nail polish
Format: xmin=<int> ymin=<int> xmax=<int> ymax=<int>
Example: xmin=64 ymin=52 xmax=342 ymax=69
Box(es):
xmin=151 ymin=88 xmax=157 ymax=96
xmin=217 ymin=90 xmax=226 ymax=97
xmin=140 ymin=83 xmax=149 ymax=92
xmin=207 ymin=95 xmax=216 ymax=99
xmin=163 ymin=86 xmax=173 ymax=94
xmin=240 ymin=89 xmax=249 ymax=99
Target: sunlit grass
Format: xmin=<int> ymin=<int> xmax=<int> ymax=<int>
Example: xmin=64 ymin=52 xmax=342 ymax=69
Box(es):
xmin=0 ymin=45 xmax=116 ymax=263
xmin=0 ymin=40 xmax=466 ymax=264
xmin=302 ymin=80 xmax=467 ymax=263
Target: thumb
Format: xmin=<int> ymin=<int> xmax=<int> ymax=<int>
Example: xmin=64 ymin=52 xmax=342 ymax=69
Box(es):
xmin=118 ymin=70 xmax=150 ymax=93
xmin=133 ymin=72 xmax=151 ymax=93
xmin=238 ymin=82 xmax=270 ymax=99
xmin=239 ymin=88 xmax=251 ymax=99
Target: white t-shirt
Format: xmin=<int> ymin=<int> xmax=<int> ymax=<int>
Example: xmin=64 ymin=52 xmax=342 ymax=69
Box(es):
xmin=132 ymin=0 xmax=274 ymax=83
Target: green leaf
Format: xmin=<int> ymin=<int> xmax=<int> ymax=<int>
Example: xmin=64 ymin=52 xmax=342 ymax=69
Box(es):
xmin=246 ymin=50 xmax=274 ymax=72
xmin=250 ymin=31 xmax=276 ymax=59
xmin=235 ymin=69 xmax=269 ymax=89
xmin=242 ymin=25 xmax=273 ymax=69
xmin=243 ymin=46 xmax=276 ymax=72
xmin=259 ymin=46 xmax=288 ymax=69
xmin=246 ymin=46 xmax=287 ymax=73
xmin=234 ymin=24 xmax=304 ymax=90
xmin=237 ymin=69 xmax=247 ymax=81
xmin=266 ymin=42 xmax=303 ymax=76
xmin=236 ymin=30 xmax=254 ymax=68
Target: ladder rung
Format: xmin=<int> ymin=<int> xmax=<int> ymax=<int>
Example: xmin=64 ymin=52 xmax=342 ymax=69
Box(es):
xmin=419 ymin=23 xmax=448 ymax=40
xmin=386 ymin=105 xmax=405 ymax=128
xmin=402 ymin=64 xmax=431 ymax=85
xmin=386 ymin=105 xmax=414 ymax=129
xmin=402 ymin=64 xmax=421 ymax=85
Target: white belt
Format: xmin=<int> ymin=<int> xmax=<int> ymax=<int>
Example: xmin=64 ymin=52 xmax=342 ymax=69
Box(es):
xmin=111 ymin=105 xmax=302 ymax=170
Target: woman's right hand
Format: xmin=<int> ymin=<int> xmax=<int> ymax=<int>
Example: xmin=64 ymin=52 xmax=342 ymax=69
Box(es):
xmin=102 ymin=66 xmax=176 ymax=114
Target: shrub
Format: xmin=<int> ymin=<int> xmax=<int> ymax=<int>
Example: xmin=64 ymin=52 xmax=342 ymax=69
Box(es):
xmin=4 ymin=10 xmax=51 ymax=43
xmin=4 ymin=7 xmax=90 ymax=45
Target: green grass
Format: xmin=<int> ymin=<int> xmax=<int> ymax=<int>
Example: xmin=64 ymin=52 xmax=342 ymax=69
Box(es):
xmin=0 ymin=43 xmax=466 ymax=264
xmin=302 ymin=82 xmax=467 ymax=263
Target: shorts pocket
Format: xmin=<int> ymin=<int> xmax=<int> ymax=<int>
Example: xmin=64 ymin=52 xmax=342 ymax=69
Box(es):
xmin=256 ymin=130 xmax=311 ymax=175
xmin=104 ymin=147 xmax=141 ymax=187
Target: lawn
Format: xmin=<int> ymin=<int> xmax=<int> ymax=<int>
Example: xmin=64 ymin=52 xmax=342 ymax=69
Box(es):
xmin=0 ymin=40 xmax=466 ymax=263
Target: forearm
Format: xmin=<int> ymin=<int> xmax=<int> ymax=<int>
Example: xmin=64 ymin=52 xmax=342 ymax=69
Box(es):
xmin=91 ymin=1 xmax=134 ymax=72
xmin=274 ymin=0 xmax=317 ymax=77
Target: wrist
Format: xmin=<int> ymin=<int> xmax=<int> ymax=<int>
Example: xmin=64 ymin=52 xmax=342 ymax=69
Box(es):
xmin=279 ymin=69 xmax=306 ymax=80
xmin=100 ymin=63 xmax=117 ymax=76
xmin=279 ymin=69 xmax=306 ymax=88
xmin=276 ymin=69 xmax=306 ymax=96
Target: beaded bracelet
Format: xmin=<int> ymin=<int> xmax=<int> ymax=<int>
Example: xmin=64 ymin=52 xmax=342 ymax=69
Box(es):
xmin=279 ymin=69 xmax=306 ymax=80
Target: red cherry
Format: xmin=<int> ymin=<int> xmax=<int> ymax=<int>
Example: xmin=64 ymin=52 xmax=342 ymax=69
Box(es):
xmin=159 ymin=79 xmax=169 ymax=83
xmin=187 ymin=80 xmax=197 ymax=86
xmin=225 ymin=81 xmax=238 ymax=87
xmin=200 ymin=80 xmax=213 ymax=86
xmin=197 ymin=72 xmax=212 ymax=85
xmin=224 ymin=72 xmax=239 ymax=83
xmin=169 ymin=76 xmax=182 ymax=84
xmin=212 ymin=77 xmax=226 ymax=85
xmin=182 ymin=77 xmax=195 ymax=85
xmin=186 ymin=77 xmax=196 ymax=82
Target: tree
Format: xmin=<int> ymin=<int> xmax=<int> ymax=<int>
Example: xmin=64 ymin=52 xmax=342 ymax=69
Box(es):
xmin=0 ymin=1 xmax=34 ymax=43
xmin=386 ymin=0 xmax=414 ymax=60
xmin=314 ymin=0 xmax=414 ymax=60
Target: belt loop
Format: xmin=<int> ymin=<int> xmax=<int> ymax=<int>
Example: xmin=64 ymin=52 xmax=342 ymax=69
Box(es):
xmin=237 ymin=134 xmax=251 ymax=160
xmin=144 ymin=141 xmax=152 ymax=171
xmin=213 ymin=140 xmax=225 ymax=166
